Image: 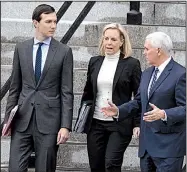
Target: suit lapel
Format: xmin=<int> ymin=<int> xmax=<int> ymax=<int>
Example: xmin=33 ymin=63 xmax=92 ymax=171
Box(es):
xmin=112 ymin=53 xmax=125 ymax=93
xmin=26 ymin=38 xmax=36 ymax=86
xmin=37 ymin=38 xmax=58 ymax=86
xmin=148 ymin=58 xmax=174 ymax=99
xmin=92 ymin=57 xmax=104 ymax=95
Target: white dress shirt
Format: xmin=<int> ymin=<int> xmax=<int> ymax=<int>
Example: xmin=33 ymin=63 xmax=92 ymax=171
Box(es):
xmin=33 ymin=37 xmax=51 ymax=72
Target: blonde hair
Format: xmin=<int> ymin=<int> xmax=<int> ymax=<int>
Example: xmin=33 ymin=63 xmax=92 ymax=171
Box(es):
xmin=99 ymin=23 xmax=132 ymax=58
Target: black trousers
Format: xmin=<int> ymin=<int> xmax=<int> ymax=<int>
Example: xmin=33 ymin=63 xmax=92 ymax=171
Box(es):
xmin=87 ymin=119 xmax=132 ymax=172
xmin=9 ymin=110 xmax=59 ymax=172
xmin=140 ymin=151 xmax=184 ymax=172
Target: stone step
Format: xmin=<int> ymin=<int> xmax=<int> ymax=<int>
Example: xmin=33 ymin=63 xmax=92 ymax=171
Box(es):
xmin=1 ymin=137 xmax=186 ymax=170
xmin=1 ymin=44 xmax=147 ymax=69
xmin=0 ymin=126 xmax=139 ymax=144
xmin=1 ymin=167 xmax=140 ymax=172
xmin=1 ymin=24 xmax=185 ymax=51
xmin=1 ymin=2 xmax=185 ymax=26
xmin=1 ymin=43 xmax=185 ymax=69
xmin=1 ymin=137 xmax=140 ymax=170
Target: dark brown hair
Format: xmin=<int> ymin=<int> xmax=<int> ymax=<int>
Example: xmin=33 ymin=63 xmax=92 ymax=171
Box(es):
xmin=32 ymin=4 xmax=55 ymax=22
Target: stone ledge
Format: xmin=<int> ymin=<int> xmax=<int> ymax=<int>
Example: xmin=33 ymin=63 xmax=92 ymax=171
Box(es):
xmin=154 ymin=3 xmax=185 ymax=26
xmin=57 ymin=144 xmax=139 ymax=168
xmin=1 ymin=167 xmax=140 ymax=172
xmin=1 ymin=23 xmax=185 ymax=50
xmin=1 ymin=137 xmax=140 ymax=169
xmin=1 ymin=2 xmax=185 ymax=26
xmin=1 ymin=134 xmax=139 ymax=148
xmin=1 ymin=43 xmax=184 ymax=69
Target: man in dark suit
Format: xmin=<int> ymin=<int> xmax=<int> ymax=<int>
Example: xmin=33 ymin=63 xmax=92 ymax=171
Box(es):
xmin=102 ymin=32 xmax=186 ymax=172
xmin=3 ymin=4 xmax=73 ymax=172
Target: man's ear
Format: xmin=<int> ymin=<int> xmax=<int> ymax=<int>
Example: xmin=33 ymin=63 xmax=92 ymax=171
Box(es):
xmin=157 ymin=48 xmax=161 ymax=56
xmin=33 ymin=20 xmax=38 ymax=28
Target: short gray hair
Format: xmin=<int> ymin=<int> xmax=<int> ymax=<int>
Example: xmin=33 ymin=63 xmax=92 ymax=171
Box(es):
xmin=146 ymin=32 xmax=173 ymax=55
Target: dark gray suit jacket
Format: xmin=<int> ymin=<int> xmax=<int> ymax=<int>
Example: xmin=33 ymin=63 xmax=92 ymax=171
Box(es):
xmin=5 ymin=38 xmax=74 ymax=134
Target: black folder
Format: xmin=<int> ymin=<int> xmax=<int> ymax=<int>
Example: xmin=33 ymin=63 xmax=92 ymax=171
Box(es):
xmin=74 ymin=101 xmax=92 ymax=133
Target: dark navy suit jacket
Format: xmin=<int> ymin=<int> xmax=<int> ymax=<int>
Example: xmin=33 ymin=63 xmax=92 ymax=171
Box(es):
xmin=118 ymin=58 xmax=186 ymax=158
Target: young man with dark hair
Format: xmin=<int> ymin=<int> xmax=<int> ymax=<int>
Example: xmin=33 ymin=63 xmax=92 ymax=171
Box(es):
xmin=3 ymin=4 xmax=74 ymax=172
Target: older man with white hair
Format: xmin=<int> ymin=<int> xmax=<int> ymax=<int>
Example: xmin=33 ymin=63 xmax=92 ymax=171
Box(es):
xmin=102 ymin=31 xmax=186 ymax=172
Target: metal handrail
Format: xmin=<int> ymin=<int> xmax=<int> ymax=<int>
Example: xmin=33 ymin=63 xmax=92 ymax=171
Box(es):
xmin=0 ymin=1 xmax=96 ymax=101
xmin=56 ymin=1 xmax=72 ymax=23
xmin=60 ymin=1 xmax=96 ymax=44
xmin=1 ymin=2 xmax=72 ymax=101
xmin=1 ymin=76 xmax=11 ymax=100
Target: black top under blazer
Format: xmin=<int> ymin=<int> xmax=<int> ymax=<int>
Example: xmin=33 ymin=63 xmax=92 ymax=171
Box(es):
xmin=81 ymin=53 xmax=142 ymax=136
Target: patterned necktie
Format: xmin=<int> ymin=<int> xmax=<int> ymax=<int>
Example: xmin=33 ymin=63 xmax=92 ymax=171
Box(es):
xmin=35 ymin=42 xmax=43 ymax=84
xmin=149 ymin=67 xmax=159 ymax=96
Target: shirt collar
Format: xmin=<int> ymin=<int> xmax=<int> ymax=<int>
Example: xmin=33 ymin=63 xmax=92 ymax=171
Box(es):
xmin=157 ymin=56 xmax=172 ymax=73
xmin=105 ymin=50 xmax=120 ymax=59
xmin=34 ymin=37 xmax=51 ymax=45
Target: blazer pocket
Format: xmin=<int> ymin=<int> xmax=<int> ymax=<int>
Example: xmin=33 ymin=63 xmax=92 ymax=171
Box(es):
xmin=151 ymin=126 xmax=183 ymax=134
xmin=160 ymin=126 xmax=183 ymax=133
xmin=48 ymin=99 xmax=60 ymax=108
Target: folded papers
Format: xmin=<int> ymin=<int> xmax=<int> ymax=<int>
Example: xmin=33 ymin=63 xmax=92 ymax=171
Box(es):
xmin=2 ymin=105 xmax=18 ymax=136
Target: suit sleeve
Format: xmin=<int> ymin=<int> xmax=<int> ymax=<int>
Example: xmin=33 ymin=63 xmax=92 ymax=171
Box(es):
xmin=117 ymin=87 xmax=141 ymax=122
xmin=131 ymin=60 xmax=142 ymax=127
xmin=131 ymin=60 xmax=142 ymax=96
xmin=132 ymin=60 xmax=142 ymax=127
xmin=60 ymin=47 xmax=74 ymax=130
xmin=118 ymin=63 xmax=143 ymax=123
xmin=164 ymin=72 xmax=186 ymax=125
xmin=4 ymin=45 xmax=22 ymax=123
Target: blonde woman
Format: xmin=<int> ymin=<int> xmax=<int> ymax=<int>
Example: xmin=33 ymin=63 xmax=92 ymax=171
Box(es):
xmin=80 ymin=23 xmax=141 ymax=172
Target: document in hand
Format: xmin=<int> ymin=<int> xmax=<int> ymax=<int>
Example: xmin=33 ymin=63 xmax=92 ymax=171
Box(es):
xmin=2 ymin=105 xmax=18 ymax=136
xmin=74 ymin=101 xmax=92 ymax=133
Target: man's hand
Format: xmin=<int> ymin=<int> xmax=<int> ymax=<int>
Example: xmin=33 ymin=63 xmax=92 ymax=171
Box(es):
xmin=143 ymin=103 xmax=166 ymax=122
xmin=133 ymin=127 xmax=140 ymax=138
xmin=101 ymin=101 xmax=118 ymax=117
xmin=57 ymin=128 xmax=69 ymax=145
